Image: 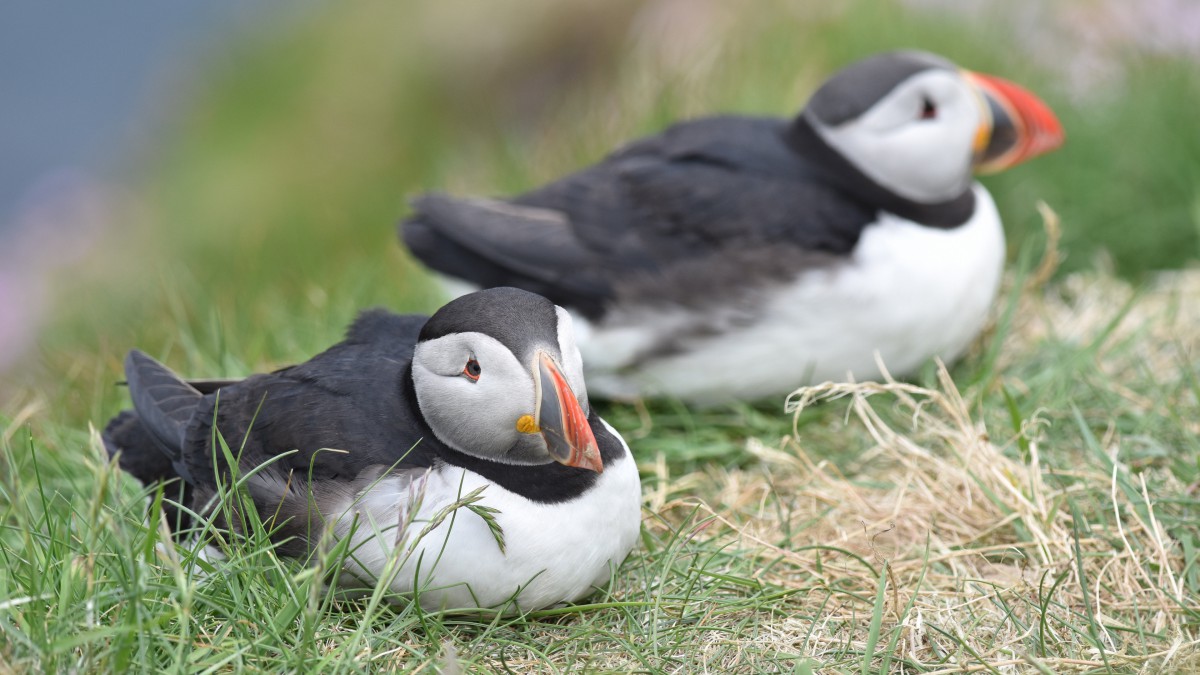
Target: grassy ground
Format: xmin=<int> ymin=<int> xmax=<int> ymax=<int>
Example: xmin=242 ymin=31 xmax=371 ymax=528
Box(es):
xmin=2 ymin=1 xmax=1199 ymax=672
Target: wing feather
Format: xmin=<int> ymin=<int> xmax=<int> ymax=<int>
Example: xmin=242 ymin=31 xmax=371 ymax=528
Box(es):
xmin=401 ymin=116 xmax=876 ymax=316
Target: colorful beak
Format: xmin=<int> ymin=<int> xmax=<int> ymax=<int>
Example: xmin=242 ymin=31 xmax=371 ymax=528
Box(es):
xmin=532 ymin=351 xmax=603 ymax=473
xmin=965 ymin=70 xmax=1064 ymax=174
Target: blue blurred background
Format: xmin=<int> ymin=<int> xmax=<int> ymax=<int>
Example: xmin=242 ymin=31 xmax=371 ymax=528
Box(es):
xmin=1 ymin=1 xmax=287 ymax=378
xmin=0 ymin=2 xmax=289 ymax=231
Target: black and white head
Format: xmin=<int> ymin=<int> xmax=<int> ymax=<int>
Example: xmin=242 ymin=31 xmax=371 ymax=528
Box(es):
xmin=411 ymin=287 xmax=602 ymax=472
xmin=797 ymin=50 xmax=1064 ymax=204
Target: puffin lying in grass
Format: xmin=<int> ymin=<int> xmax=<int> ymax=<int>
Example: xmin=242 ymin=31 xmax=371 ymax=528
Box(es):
xmin=104 ymin=287 xmax=641 ymax=613
xmin=401 ymin=50 xmax=1064 ymax=405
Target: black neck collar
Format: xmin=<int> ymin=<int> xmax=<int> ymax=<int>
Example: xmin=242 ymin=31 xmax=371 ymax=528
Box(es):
xmin=400 ymin=365 xmax=625 ymax=504
xmin=784 ymin=116 xmax=976 ymax=228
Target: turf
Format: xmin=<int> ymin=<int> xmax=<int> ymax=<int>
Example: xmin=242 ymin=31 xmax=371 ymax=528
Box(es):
xmin=2 ymin=1 xmax=1199 ymax=672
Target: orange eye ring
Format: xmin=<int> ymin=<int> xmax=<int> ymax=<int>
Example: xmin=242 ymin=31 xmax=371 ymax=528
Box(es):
xmin=463 ymin=358 xmax=481 ymax=381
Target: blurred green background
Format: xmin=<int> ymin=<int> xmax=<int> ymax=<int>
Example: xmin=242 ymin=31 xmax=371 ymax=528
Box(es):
xmin=3 ymin=0 xmax=1199 ymax=428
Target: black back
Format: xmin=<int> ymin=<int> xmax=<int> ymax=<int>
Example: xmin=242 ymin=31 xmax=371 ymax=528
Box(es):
xmin=176 ymin=309 xmax=433 ymax=488
xmin=402 ymin=116 xmax=877 ymax=320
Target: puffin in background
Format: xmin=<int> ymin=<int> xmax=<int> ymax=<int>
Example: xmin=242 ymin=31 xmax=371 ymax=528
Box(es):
xmin=103 ymin=287 xmax=642 ymax=613
xmin=400 ymin=50 xmax=1065 ymax=405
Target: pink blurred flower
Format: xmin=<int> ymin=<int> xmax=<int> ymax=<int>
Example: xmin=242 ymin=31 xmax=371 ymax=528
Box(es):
xmin=0 ymin=170 xmax=115 ymax=375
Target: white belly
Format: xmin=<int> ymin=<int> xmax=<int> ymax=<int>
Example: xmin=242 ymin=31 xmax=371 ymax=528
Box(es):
xmin=579 ymin=185 xmax=1006 ymax=405
xmin=332 ymin=423 xmax=641 ymax=612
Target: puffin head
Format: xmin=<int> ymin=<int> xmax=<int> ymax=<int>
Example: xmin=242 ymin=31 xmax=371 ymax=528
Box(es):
xmin=411 ymin=287 xmax=602 ymax=473
xmin=795 ymin=50 xmax=1064 ymax=205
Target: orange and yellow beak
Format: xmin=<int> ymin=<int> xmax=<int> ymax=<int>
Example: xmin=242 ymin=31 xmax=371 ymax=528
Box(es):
xmin=517 ymin=351 xmax=603 ymax=473
xmin=965 ymin=70 xmax=1064 ymax=174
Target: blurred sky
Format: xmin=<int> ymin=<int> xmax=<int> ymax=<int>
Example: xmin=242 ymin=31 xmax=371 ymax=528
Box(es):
xmin=0 ymin=1 xmax=305 ymax=376
xmin=0 ymin=1 xmax=299 ymax=236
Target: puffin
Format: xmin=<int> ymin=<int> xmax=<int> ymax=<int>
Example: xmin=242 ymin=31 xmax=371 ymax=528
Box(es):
xmin=400 ymin=50 xmax=1065 ymax=405
xmin=102 ymin=287 xmax=642 ymax=613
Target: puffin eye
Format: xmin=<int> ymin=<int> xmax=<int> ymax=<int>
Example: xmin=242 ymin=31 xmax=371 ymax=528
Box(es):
xmin=919 ymin=97 xmax=937 ymax=120
xmin=462 ymin=358 xmax=481 ymax=381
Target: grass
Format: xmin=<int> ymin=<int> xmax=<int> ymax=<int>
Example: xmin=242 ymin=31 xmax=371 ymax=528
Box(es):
xmin=5 ymin=263 xmax=1200 ymax=671
xmin=2 ymin=0 xmax=1200 ymax=672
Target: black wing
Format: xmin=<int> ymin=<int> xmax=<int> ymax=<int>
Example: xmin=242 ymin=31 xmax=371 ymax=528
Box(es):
xmin=177 ymin=309 xmax=431 ymax=488
xmin=170 ymin=309 xmax=432 ymax=555
xmin=104 ymin=310 xmax=430 ymax=546
xmin=402 ymin=116 xmax=876 ymax=318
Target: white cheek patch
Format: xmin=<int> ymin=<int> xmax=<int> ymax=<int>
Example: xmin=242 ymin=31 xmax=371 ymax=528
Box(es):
xmin=811 ymin=70 xmax=981 ymax=204
xmin=412 ymin=332 xmax=538 ymax=460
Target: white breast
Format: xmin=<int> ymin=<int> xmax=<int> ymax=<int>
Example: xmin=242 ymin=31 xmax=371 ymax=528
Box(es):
xmin=580 ymin=184 xmax=1006 ymax=404
xmin=330 ymin=421 xmax=641 ymax=612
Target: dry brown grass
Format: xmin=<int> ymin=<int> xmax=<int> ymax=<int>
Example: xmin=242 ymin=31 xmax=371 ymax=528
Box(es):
xmin=622 ymin=268 xmax=1200 ymax=672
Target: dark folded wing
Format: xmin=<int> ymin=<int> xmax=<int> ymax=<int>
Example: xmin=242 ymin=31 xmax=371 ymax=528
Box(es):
xmin=178 ymin=309 xmax=433 ymax=491
xmin=403 ymin=193 xmax=620 ymax=318
xmin=401 ymin=116 xmax=876 ymax=318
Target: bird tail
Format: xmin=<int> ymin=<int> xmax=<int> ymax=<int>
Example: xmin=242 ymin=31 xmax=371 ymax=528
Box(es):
xmin=123 ymin=349 xmax=201 ymax=458
xmin=105 ymin=350 xmax=204 ymax=532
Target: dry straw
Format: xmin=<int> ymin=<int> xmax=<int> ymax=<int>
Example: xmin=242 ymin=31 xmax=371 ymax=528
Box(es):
xmin=762 ymin=360 xmax=1194 ymax=671
xmin=637 ymin=216 xmax=1200 ymax=670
